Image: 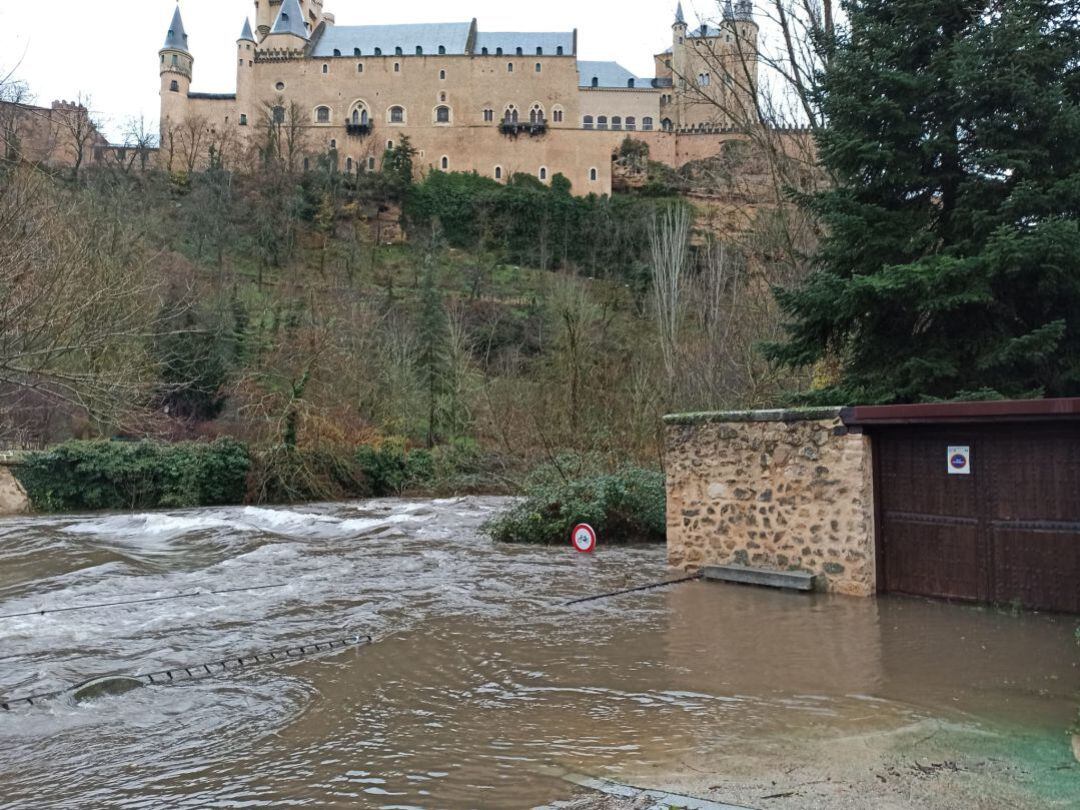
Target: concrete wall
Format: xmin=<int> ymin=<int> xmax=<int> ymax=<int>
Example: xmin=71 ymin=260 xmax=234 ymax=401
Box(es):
xmin=665 ymin=409 xmax=877 ymax=597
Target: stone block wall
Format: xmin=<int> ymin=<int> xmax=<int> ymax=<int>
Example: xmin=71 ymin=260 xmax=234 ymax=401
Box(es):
xmin=665 ymin=409 xmax=876 ymax=596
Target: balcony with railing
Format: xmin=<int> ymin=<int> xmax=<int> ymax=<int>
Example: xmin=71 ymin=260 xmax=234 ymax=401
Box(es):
xmin=499 ymin=118 xmax=548 ymax=138
xmin=346 ymin=122 xmax=372 ymax=137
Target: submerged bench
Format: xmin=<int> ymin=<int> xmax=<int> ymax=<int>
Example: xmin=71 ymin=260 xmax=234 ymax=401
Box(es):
xmin=702 ymin=564 xmax=819 ymax=592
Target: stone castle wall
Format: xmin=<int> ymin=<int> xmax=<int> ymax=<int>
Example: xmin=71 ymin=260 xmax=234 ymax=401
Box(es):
xmin=665 ymin=409 xmax=877 ymax=596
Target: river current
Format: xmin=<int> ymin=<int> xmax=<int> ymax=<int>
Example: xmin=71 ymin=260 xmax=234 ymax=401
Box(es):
xmin=0 ymin=497 xmax=1076 ymax=808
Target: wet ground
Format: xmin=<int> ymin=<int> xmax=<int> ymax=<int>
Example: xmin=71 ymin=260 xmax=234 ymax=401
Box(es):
xmin=0 ymin=497 xmax=1077 ymax=808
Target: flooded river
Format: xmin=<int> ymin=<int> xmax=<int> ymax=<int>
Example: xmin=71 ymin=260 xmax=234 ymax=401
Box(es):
xmin=0 ymin=497 xmax=1077 ymax=808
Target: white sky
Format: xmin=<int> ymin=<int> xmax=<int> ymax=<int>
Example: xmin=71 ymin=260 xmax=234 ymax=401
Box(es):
xmin=0 ymin=0 xmax=734 ymax=142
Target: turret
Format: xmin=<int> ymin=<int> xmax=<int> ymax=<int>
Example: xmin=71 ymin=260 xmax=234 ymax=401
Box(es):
xmin=734 ymin=0 xmax=754 ymax=21
xmin=260 ymin=0 xmax=311 ymax=50
xmin=159 ymin=6 xmax=192 ymax=137
xmin=236 ymin=19 xmax=256 ymax=130
xmin=256 ymin=0 xmax=324 ymax=42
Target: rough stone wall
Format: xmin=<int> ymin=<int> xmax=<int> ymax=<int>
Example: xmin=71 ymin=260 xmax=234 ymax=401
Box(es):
xmin=665 ymin=410 xmax=877 ymax=596
xmin=0 ymin=467 xmax=29 ymax=516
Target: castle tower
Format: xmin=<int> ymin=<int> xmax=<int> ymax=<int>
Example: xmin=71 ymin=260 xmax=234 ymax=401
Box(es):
xmin=255 ymin=0 xmax=325 ymax=42
xmin=671 ymin=4 xmax=690 ymax=128
xmin=260 ymin=0 xmax=312 ymax=50
xmin=235 ymin=19 xmax=257 ymax=133
xmin=159 ymin=6 xmax=192 ymax=138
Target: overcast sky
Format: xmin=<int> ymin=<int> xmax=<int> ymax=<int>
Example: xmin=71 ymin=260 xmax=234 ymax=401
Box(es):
xmin=0 ymin=0 xmax=734 ymax=141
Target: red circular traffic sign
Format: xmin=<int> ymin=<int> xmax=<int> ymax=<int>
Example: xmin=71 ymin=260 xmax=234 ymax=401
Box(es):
xmin=571 ymin=523 xmax=597 ymax=553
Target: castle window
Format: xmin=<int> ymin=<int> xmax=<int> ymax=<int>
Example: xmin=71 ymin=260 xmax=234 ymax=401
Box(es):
xmin=355 ymin=48 xmax=362 ymax=56
xmin=611 ymin=116 xmax=622 ymax=130
xmin=394 ymin=62 xmax=401 ymax=72
xmin=172 ymin=54 xmax=179 ymax=65
xmin=625 ymin=116 xmax=636 ymax=130
xmin=435 ymin=105 xmax=451 ymax=124
xmin=351 ymin=107 xmax=369 ymax=125
xmin=440 ymin=91 xmax=447 ymax=102
xmin=358 ymin=63 xmax=364 ymax=73
xmin=387 ymin=140 xmax=394 ymax=149
xmin=333 ymin=49 xmax=341 ymax=57
xmin=597 ymin=116 xmax=608 ymax=130
xmin=395 ymin=47 xmax=403 ymax=55
xmin=483 ymin=108 xmax=494 ymax=122
xmin=643 ymin=117 xmax=654 ymax=131
xmin=557 ymin=46 xmax=564 ymax=55
xmin=538 ymin=167 xmax=547 ymax=181
xmin=481 ymin=47 xmax=489 ymax=55
xmin=389 ymin=106 xmax=405 ymax=124
xmin=330 ymin=138 xmax=337 ymax=149
xmin=516 ymin=47 xmax=524 ymax=56
xmin=591 ymin=77 xmax=599 ymax=88
xmin=507 ymin=63 xmax=514 ymax=73
xmin=240 ymin=113 xmax=248 ymax=125
xmin=322 ymin=64 xmax=329 ymax=74
xmin=169 ymin=80 xmax=179 ymax=92
xmin=496 ymin=47 xmax=503 ymax=56
xmin=494 ymin=166 xmax=503 ymax=180
xmin=374 ymin=47 xmax=382 ymax=56
xmin=346 ymin=157 xmax=353 ymax=172
xmin=303 ymin=157 xmax=310 ymax=171
xmin=316 ymin=106 xmax=331 ymax=123
xmin=590 ymin=168 xmax=597 ymax=181
xmin=440 ymin=69 xmax=446 ymax=80
xmin=439 ymin=45 xmax=447 ymax=55
xmin=627 ymin=78 xmax=635 ymax=88
xmin=273 ymin=106 xmax=286 ymax=123
xmin=535 ymin=63 xmax=542 ymax=73
xmin=529 ymin=104 xmax=544 ymax=124
xmin=536 ymin=47 xmax=543 ymax=56
xmin=276 ymin=81 xmax=286 ymax=91
xmin=583 ymin=115 xmax=593 ymax=129
xmin=503 ymin=106 xmax=519 ymax=124
xmin=661 ymin=118 xmax=673 ymax=131
xmin=553 ymin=108 xmax=564 ymax=123
xmin=369 ymin=156 xmax=376 ymax=170
xmin=441 ymin=156 xmax=449 ymax=169
xmin=416 ymin=46 xmax=423 ymax=55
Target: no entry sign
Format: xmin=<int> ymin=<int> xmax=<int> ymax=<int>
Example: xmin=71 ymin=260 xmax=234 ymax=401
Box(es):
xmin=571 ymin=523 xmax=597 ymax=553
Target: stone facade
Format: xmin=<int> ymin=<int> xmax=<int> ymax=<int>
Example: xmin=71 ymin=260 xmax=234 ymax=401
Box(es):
xmin=665 ymin=409 xmax=877 ymax=597
xmin=0 ymin=467 xmax=29 ymax=516
xmin=157 ymin=1 xmax=763 ymax=194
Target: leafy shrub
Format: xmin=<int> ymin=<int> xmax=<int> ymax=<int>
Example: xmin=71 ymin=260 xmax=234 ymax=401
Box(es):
xmin=15 ymin=438 xmax=250 ymax=512
xmin=484 ymin=465 xmax=666 ymax=545
xmin=247 ymin=445 xmax=371 ymax=504
xmin=355 ymin=439 xmax=435 ymax=496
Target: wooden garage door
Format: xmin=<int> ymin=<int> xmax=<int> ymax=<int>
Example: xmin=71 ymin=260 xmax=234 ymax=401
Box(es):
xmin=875 ymin=424 xmax=1080 ymax=612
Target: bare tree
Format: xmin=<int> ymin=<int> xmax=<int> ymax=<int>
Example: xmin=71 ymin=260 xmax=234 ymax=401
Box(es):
xmin=259 ymin=98 xmax=310 ymax=174
xmin=123 ymin=115 xmax=159 ymax=172
xmin=0 ymin=80 xmax=32 ymax=162
xmin=50 ymin=92 xmax=102 ymax=177
xmin=649 ymin=203 xmax=692 ymax=385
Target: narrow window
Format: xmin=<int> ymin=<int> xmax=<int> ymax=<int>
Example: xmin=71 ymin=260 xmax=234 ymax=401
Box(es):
xmin=357 ymin=63 xmax=364 ymax=73
xmin=346 ymin=157 xmax=353 ymax=172
xmin=330 ymin=139 xmax=337 ymax=150
xmin=303 ymin=157 xmax=310 ymax=171
xmin=240 ymin=113 xmax=248 ymax=125
xmin=483 ymin=108 xmax=493 ymax=122
xmin=507 ymin=62 xmax=514 ymax=73
xmin=394 ymin=62 xmax=401 ymax=73
xmin=441 ymin=156 xmax=449 ymax=169
xmin=440 ymin=91 xmax=447 ymax=102
xmin=322 ymin=64 xmax=329 ymax=74
xmin=591 ymin=77 xmax=599 ymax=88
xmin=590 ymin=168 xmax=597 ymax=181
xmin=368 ymin=156 xmax=376 ymax=170
xmin=495 ymin=166 xmax=502 ymax=179
xmin=557 ymin=46 xmax=564 ymax=55
xmin=169 ymin=80 xmax=179 ymax=92
xmin=535 ymin=62 xmax=542 ymax=73
xmin=539 ymin=167 xmax=547 ymax=181
xmin=172 ymin=54 xmax=179 ymax=65
xmin=439 ymin=69 xmax=446 ymax=80
xmin=387 ymin=140 xmax=394 ymax=149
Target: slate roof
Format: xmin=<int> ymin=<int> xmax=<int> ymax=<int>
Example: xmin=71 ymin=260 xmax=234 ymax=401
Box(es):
xmin=474 ymin=32 xmax=574 ymax=56
xmin=271 ymin=0 xmax=310 ymax=40
xmin=578 ymin=61 xmax=649 ymax=89
xmin=239 ymin=18 xmax=255 ymax=42
xmin=162 ymin=6 xmax=189 ymax=52
xmin=311 ymin=22 xmax=473 ymax=57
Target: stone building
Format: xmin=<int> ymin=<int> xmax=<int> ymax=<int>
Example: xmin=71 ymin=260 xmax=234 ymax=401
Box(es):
xmin=158 ymin=0 xmax=761 ymax=193
xmin=0 ymin=98 xmax=110 ymax=170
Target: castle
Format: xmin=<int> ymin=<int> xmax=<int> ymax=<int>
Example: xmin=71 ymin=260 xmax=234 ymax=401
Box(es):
xmin=159 ymin=0 xmax=760 ymax=193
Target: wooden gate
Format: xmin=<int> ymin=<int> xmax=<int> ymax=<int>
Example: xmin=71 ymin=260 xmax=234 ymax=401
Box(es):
xmin=872 ymin=423 xmax=1080 ymax=612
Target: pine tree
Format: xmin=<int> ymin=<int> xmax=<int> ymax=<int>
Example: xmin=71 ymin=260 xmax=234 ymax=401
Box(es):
xmin=418 ymin=225 xmax=449 ymax=447
xmin=767 ymin=0 xmax=1080 ymax=402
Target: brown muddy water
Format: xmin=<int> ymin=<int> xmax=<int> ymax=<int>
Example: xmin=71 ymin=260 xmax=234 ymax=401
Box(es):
xmin=0 ymin=497 xmax=1077 ymax=809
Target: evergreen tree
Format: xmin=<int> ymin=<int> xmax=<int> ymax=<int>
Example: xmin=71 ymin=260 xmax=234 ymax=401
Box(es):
xmin=767 ymin=0 xmax=1080 ymax=402
xmin=417 ymin=226 xmax=449 ymax=447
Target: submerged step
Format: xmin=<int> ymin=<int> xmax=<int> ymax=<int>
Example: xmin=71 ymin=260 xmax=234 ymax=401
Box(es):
xmin=702 ymin=564 xmax=818 ymax=592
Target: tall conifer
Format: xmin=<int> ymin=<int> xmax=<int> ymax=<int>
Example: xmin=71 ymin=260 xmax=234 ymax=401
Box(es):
xmin=768 ymin=0 xmax=1080 ymax=402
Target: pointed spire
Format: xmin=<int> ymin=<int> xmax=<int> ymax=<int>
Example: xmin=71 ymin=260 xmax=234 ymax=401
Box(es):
xmin=271 ymin=0 xmax=310 ymax=39
xmin=162 ymin=5 xmax=190 ymax=52
xmin=723 ymin=0 xmax=735 ymax=19
xmin=674 ymin=2 xmax=686 ymax=25
xmin=239 ymin=18 xmax=255 ymax=42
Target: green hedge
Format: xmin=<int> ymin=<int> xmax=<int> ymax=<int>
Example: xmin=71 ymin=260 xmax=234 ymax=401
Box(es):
xmin=484 ymin=465 xmax=666 ymax=545
xmin=15 ymin=439 xmax=251 ymax=512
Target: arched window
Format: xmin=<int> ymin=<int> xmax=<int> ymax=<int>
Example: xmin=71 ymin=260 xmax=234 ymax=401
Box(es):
xmin=516 ymin=47 xmax=524 ymax=56
xmin=661 ymin=118 xmax=673 ymax=131
xmin=503 ymin=106 xmax=519 ymax=124
xmin=346 ymin=157 xmax=353 ymax=172
xmin=169 ymin=80 xmax=179 ymax=92
xmin=368 ymin=156 xmax=376 ymax=170
xmin=494 ymin=166 xmax=503 ymax=180
xmin=536 ymin=47 xmax=544 ymax=56
xmin=394 ymin=62 xmax=401 ymax=72
xmin=439 ymin=45 xmax=447 ymax=55
xmin=496 ymin=47 xmax=503 ymax=56
xmin=507 ymin=62 xmax=514 ymax=73
xmin=387 ymin=140 xmax=394 ymax=149
xmin=625 ymin=116 xmax=636 ymax=131
xmin=535 ymin=62 xmax=542 ymax=73
xmin=583 ymin=115 xmax=594 ymax=129
xmin=590 ymin=168 xmax=598 ymax=181
xmin=628 ymin=78 xmax=635 ymax=88
xmin=272 ymin=105 xmax=286 ymax=124
xmin=483 ymin=108 xmax=494 ymax=122
xmin=333 ymin=49 xmax=341 ymax=57
xmin=643 ymin=117 xmax=654 ymax=131
xmin=350 ymin=105 xmax=370 ymax=126
xmin=552 ymin=108 xmax=564 ymax=123
xmin=439 ymin=91 xmax=447 ymax=102
xmin=354 ymin=48 xmax=362 ymax=56
xmin=322 ymin=64 xmax=329 ymax=74
xmin=439 ymin=69 xmax=446 ymax=80
xmin=597 ymin=115 xmax=608 ymax=130
xmin=481 ymin=47 xmax=489 ymax=55
xmin=389 ymin=106 xmax=405 ymax=124
xmin=611 ymin=116 xmax=622 ymax=130
xmin=441 ymin=156 xmax=449 ymax=170
xmin=591 ymin=77 xmax=599 ymax=88
xmin=374 ymin=47 xmax=382 ymax=56
xmin=529 ymin=104 xmax=544 ymax=125
xmin=538 ymin=166 xmax=547 ymax=181
xmin=316 ymin=106 xmax=331 ymax=123
xmin=416 ymin=46 xmax=423 ymax=55
xmin=329 ymin=139 xmax=337 ymax=149
xmin=557 ymin=46 xmax=564 ymax=55
xmin=395 ymin=47 xmax=403 ymax=55
xmin=435 ymin=105 xmax=451 ymax=124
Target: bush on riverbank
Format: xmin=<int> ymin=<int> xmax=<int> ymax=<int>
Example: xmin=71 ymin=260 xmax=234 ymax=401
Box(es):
xmin=485 ymin=464 xmax=666 ymax=545
xmin=15 ymin=439 xmax=251 ymax=512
